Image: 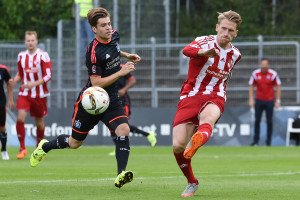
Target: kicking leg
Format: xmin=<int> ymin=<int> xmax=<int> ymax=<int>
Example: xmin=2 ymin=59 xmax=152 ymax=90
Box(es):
xmin=184 ymin=103 xmax=220 ymax=159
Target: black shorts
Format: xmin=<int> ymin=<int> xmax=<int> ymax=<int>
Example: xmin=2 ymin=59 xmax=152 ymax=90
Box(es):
xmin=0 ymin=106 xmax=6 ymax=127
xmin=71 ymin=99 xmax=129 ymax=141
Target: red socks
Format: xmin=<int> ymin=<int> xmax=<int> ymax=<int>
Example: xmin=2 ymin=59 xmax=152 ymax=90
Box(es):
xmin=16 ymin=121 xmax=25 ymax=150
xmin=36 ymin=128 xmax=45 ymax=147
xmin=196 ymin=123 xmax=213 ymax=146
xmin=17 ymin=121 xmax=45 ymax=148
xmin=173 ymin=151 xmax=198 ymax=184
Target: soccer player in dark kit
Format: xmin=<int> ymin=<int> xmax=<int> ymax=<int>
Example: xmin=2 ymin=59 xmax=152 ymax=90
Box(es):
xmin=0 ymin=64 xmax=14 ymax=160
xmin=30 ymin=7 xmax=141 ymax=188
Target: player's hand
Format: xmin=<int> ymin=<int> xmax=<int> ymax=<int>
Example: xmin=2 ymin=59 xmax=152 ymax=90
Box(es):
xmin=8 ymin=100 xmax=14 ymax=110
xmin=118 ymin=62 xmax=135 ymax=76
xmin=21 ymin=81 xmax=35 ymax=90
xmin=118 ymin=88 xmax=126 ymax=97
xmin=127 ymin=53 xmax=141 ymax=63
xmin=275 ymin=101 xmax=280 ymax=109
xmin=199 ymin=48 xmax=220 ymax=57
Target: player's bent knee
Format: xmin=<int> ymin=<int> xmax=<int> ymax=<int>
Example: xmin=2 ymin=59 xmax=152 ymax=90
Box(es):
xmin=115 ymin=123 xmax=130 ymax=136
xmin=68 ymin=137 xmax=82 ymax=149
xmin=173 ymin=144 xmax=185 ymax=153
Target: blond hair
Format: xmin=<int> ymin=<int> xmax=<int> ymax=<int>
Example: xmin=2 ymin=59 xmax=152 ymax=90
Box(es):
xmin=87 ymin=7 xmax=110 ymax=27
xmin=25 ymin=31 xmax=38 ymax=39
xmin=217 ymin=10 xmax=242 ymax=28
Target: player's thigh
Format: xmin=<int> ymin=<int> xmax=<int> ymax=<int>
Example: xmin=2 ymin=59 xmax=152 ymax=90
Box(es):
xmin=68 ymin=136 xmax=84 ymax=149
xmin=16 ymin=96 xmax=30 ymax=121
xmin=199 ymin=103 xmax=222 ymax=126
xmin=173 ymin=97 xmax=200 ymax=127
xmin=30 ymin=97 xmax=47 ymax=118
xmin=71 ymin=104 xmax=100 ymax=141
xmin=101 ymin=103 xmax=129 ymax=136
xmin=115 ymin=123 xmax=130 ymax=136
xmin=173 ymin=123 xmax=196 ymax=149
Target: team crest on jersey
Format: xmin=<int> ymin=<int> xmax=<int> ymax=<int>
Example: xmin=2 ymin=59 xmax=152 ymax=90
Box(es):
xmin=92 ymin=65 xmax=96 ymax=73
xmin=74 ymin=120 xmax=81 ymax=129
xmin=116 ymin=43 xmax=120 ymax=52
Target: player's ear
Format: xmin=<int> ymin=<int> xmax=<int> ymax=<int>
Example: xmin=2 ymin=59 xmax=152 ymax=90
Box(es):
xmin=92 ymin=26 xmax=97 ymax=34
xmin=215 ymin=24 xmax=219 ymax=32
xmin=235 ymin=30 xmax=238 ymax=37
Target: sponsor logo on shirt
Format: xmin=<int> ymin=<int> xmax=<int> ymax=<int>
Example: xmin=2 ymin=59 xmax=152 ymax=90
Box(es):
xmin=206 ymin=66 xmax=230 ymax=79
xmin=106 ymin=57 xmax=121 ymax=70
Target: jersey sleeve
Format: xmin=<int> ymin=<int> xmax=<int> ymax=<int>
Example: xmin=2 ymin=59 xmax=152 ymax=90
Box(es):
xmin=41 ymin=52 xmax=52 ymax=83
xmin=17 ymin=53 xmax=24 ymax=80
xmin=249 ymin=72 xmax=256 ymax=86
xmin=273 ymin=73 xmax=281 ymax=86
xmin=182 ymin=36 xmax=208 ymax=58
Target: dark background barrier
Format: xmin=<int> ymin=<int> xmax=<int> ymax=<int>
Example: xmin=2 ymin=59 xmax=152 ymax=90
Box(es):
xmin=6 ymin=106 xmax=300 ymax=146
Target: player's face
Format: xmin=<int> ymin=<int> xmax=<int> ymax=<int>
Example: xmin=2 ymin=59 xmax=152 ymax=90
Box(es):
xmin=215 ymin=19 xmax=238 ymax=48
xmin=93 ymin=17 xmax=112 ymax=42
xmin=260 ymin=60 xmax=269 ymax=73
xmin=25 ymin=34 xmax=38 ymax=51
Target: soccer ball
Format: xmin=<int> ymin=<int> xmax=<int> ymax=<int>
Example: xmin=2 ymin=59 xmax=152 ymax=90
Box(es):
xmin=81 ymin=86 xmax=110 ymax=115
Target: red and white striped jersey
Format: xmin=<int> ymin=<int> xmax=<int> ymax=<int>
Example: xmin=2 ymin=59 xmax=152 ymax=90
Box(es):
xmin=180 ymin=35 xmax=241 ymax=101
xmin=17 ymin=48 xmax=52 ymax=98
xmin=249 ymin=69 xmax=281 ymax=101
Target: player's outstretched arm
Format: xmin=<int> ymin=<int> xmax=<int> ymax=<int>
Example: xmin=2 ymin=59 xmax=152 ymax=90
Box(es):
xmin=121 ymin=51 xmax=141 ymax=63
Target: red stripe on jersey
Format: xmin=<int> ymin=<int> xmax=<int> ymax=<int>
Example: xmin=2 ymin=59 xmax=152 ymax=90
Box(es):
xmin=18 ymin=55 xmax=24 ymax=80
xmin=33 ymin=54 xmax=40 ymax=97
xmin=25 ymin=54 xmax=31 ymax=96
xmin=91 ymin=40 xmax=98 ymax=64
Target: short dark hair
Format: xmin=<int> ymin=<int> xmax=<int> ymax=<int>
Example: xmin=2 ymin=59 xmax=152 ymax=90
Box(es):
xmin=260 ymin=58 xmax=269 ymax=62
xmin=87 ymin=7 xmax=110 ymax=27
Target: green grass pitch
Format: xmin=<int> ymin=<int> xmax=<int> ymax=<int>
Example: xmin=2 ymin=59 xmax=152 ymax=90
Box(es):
xmin=1 ymin=146 xmax=300 ymax=200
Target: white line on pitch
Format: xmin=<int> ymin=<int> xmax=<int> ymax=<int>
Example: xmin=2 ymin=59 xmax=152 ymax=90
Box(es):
xmin=0 ymin=171 xmax=299 ymax=185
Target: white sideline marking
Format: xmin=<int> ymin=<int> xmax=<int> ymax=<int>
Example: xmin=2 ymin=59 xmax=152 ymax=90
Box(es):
xmin=0 ymin=172 xmax=299 ymax=185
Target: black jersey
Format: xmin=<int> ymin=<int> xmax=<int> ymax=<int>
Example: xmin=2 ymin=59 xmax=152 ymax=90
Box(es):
xmin=82 ymin=31 xmax=121 ymax=103
xmin=0 ymin=64 xmax=11 ymax=106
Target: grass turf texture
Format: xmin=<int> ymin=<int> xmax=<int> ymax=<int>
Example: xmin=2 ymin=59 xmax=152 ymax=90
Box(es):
xmin=1 ymin=146 xmax=300 ymax=200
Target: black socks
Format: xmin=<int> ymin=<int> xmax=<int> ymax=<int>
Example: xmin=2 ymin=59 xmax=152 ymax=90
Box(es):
xmin=129 ymin=125 xmax=149 ymax=137
xmin=42 ymin=134 xmax=70 ymax=153
xmin=0 ymin=131 xmax=7 ymax=151
xmin=115 ymin=136 xmax=130 ymax=174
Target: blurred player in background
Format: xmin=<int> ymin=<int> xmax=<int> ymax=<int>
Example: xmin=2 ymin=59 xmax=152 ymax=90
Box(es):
xmin=249 ymin=58 xmax=281 ymax=146
xmin=12 ymin=31 xmax=52 ymax=159
xmin=109 ymin=64 xmax=157 ymax=156
xmin=172 ymin=10 xmax=242 ymax=197
xmin=30 ymin=7 xmax=141 ymax=188
xmin=0 ymin=64 xmax=14 ymax=160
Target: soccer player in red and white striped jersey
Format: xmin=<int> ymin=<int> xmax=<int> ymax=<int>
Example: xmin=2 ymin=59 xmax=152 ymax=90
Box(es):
xmin=12 ymin=31 xmax=52 ymax=159
xmin=172 ymin=11 xmax=242 ymax=197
